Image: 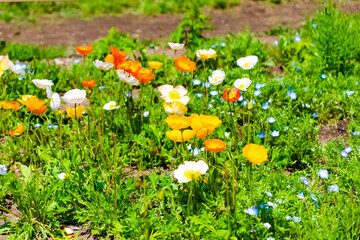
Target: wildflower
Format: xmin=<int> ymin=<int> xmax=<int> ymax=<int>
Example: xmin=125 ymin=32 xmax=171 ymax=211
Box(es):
xmin=265 ymin=190 xmax=273 ymax=197
xmin=159 ymin=85 xmax=190 ymax=105
xmin=196 ymin=48 xmax=217 ymax=59
xmin=105 ymin=47 xmax=127 ymax=69
xmin=164 ymin=101 xmax=188 ymax=116
xmin=286 ymin=216 xmax=292 ymax=220
xmin=204 ymin=139 xmax=226 ymax=152
xmin=0 ymin=165 xmax=7 ymax=175
xmin=34 ymin=123 xmax=42 ymax=128
xmin=98 ymin=86 xmax=106 ymax=90
xmin=255 ymin=83 xmax=266 ymax=89
xmin=190 ymin=114 xmax=222 ymax=138
xmin=262 ymin=102 xmax=270 ymax=110
xmin=62 ymin=89 xmax=87 ymax=104
xmin=294 ymin=36 xmax=301 ymax=42
xmin=297 ymin=192 xmax=305 ymax=199
xmin=18 ymin=96 xmax=47 ymax=114
xmin=117 ymin=69 xmax=139 ymax=85
xmin=193 ymin=79 xmax=201 ymax=85
xmin=66 ymin=106 xmax=85 ymax=119
xmin=173 ymin=160 xmax=208 ymax=183
xmin=190 ymin=148 xmax=201 ymax=156
xmin=328 ymin=185 xmax=339 ymax=192
xmin=310 ymin=193 xmax=318 ymax=202
xmin=340 ymin=151 xmax=348 ymax=157
xmin=267 ymin=117 xmax=276 ymax=123
xmin=237 ymin=56 xmax=258 ymax=70
xmin=244 ymin=206 xmax=258 ymax=216
xmin=353 ymin=131 xmax=360 ymax=136
xmin=58 ymin=173 xmax=69 ymax=180
xmin=9 ymin=123 xmax=24 ymax=137
xmin=318 ymin=169 xmax=329 ymax=179
xmin=299 ymin=177 xmax=310 ymax=185
xmin=32 ymin=79 xmax=53 ymax=89
xmin=50 ymin=92 xmax=61 ymax=112
xmin=224 ymin=132 xmax=230 ymax=137
xmin=76 ymin=45 xmax=93 ymax=55
xmin=321 ymin=74 xmax=327 ymax=79
xmin=3 ymin=101 xmax=20 ymax=111
xmin=175 ymin=56 xmax=196 ymax=72
xmin=202 ymin=82 xmax=211 ymax=88
xmin=220 ymin=42 xmax=226 ymax=47
xmin=117 ymin=60 xmax=141 ymax=74
xmin=132 ymin=68 xmax=154 ymax=84
xmin=313 ymin=112 xmax=318 ymax=118
xmin=210 ymin=90 xmax=219 ymax=96
xmin=93 ymin=60 xmax=114 ymax=71
xmin=257 ymin=133 xmax=266 ymax=139
xmin=47 ymin=124 xmax=58 ymax=129
xmin=345 ymin=147 xmax=353 ymax=153
xmin=271 ymin=130 xmax=279 ymax=137
xmin=166 ymin=130 xmax=195 ymax=142
xmin=293 ymin=216 xmax=301 ymax=222
xmin=254 ymin=90 xmax=261 ymax=96
xmin=208 ymin=70 xmax=225 ymax=85
xmin=165 ymin=115 xmax=192 ymax=130
xmin=234 ymin=78 xmax=252 ymax=91
xmin=287 ymin=91 xmax=297 ymax=100
xmin=273 ymin=40 xmax=279 ymax=46
xmin=103 ymin=101 xmax=120 ymax=110
xmin=82 ymin=80 xmax=96 ymax=88
xmin=143 ymin=111 xmax=149 ymax=117
xmin=267 ymin=238 xmax=275 ymax=240
xmin=168 ymin=42 xmax=184 ymax=51
xmin=346 ymin=90 xmax=355 ymax=96
xmin=313 ymin=23 xmax=317 ymax=27
xmin=243 ymin=144 xmax=268 ymax=164
xmin=264 ymin=223 xmax=271 ymax=229
xmin=222 ymin=88 xmax=241 ymax=102
xmin=148 ymin=61 xmax=163 ymax=69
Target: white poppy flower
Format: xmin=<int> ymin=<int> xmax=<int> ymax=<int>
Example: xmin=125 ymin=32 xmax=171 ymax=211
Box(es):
xmin=93 ymin=60 xmax=114 ymax=71
xmin=32 ymin=79 xmax=54 ymax=89
xmin=117 ymin=69 xmax=139 ymax=85
xmin=50 ymin=92 xmax=61 ymax=112
xmin=234 ymin=78 xmax=252 ymax=91
xmin=103 ymin=101 xmax=120 ymax=110
xmin=58 ymin=173 xmax=69 ymax=180
xmin=62 ymin=89 xmax=87 ymax=104
xmin=64 ymin=227 xmax=74 ymax=235
xmin=159 ymin=85 xmax=190 ymax=105
xmin=236 ymin=55 xmax=258 ymax=70
xmin=163 ymin=101 xmax=188 ymax=116
xmin=196 ymin=48 xmax=217 ymax=59
xmin=208 ymin=70 xmax=225 ymax=85
xmin=173 ymin=160 xmax=209 ymax=183
xmin=168 ymin=42 xmax=185 ymax=51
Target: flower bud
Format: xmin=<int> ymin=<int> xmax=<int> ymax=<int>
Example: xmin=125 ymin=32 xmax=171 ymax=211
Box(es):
xmin=157 ymin=189 xmax=165 ymax=200
xmin=247 ymin=102 xmax=253 ymax=110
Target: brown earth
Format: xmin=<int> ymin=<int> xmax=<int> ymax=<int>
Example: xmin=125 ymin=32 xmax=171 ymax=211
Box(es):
xmin=0 ymin=0 xmax=359 ymax=46
xmin=318 ymin=120 xmax=349 ymax=143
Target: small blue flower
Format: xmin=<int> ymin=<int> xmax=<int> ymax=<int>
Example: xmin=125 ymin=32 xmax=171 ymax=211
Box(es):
xmin=291 ymin=62 xmax=297 ymax=66
xmin=297 ymin=192 xmax=305 ymax=199
xmin=299 ymin=177 xmax=310 ymax=186
xmin=254 ymin=90 xmax=261 ymax=96
xmin=271 ymin=130 xmax=280 ymax=137
xmin=244 ymin=206 xmax=258 ymax=216
xmin=238 ymin=95 xmax=244 ymax=101
xmin=267 ymin=237 xmax=275 ymax=240
xmin=321 ymin=74 xmax=327 ymax=79
xmin=34 ymin=123 xmax=42 ymax=128
xmin=273 ymin=40 xmax=279 ymax=46
xmin=313 ymin=112 xmax=318 ymax=118
xmin=242 ymin=101 xmax=248 ymax=106
xmin=265 ymin=190 xmax=273 ymax=197
xmin=295 ymin=67 xmax=301 ymax=71
xmin=274 ymin=77 xmax=283 ymax=81
xmin=313 ymin=23 xmax=317 ymax=27
xmin=202 ymin=82 xmax=211 ymax=88
xmin=314 ymin=204 xmax=320 ymax=209
xmin=249 ymin=99 xmax=255 ymax=105
xmin=195 ymin=93 xmax=203 ymax=98
xmin=293 ymin=216 xmax=301 ymax=222
xmin=210 ymin=90 xmax=218 ymax=96
xmin=284 ymin=126 xmax=289 ymax=131
xmin=328 ymin=185 xmax=339 ymax=192
xmin=18 ymin=77 xmax=24 ymax=81
xmin=286 ymin=216 xmax=292 ymax=220
xmin=257 ymin=133 xmax=266 ymax=139
xmin=287 ymin=91 xmax=297 ymax=100
xmin=220 ymin=42 xmax=226 ymax=47
xmin=98 ymin=86 xmax=106 ymax=90
xmin=255 ymin=83 xmax=265 ymax=89
xmin=318 ymin=169 xmax=329 ymax=179
xmin=340 ymin=151 xmax=348 ymax=157
xmin=208 ymin=104 xmax=213 ymax=108
xmin=143 ymin=111 xmax=149 ymax=117
xmin=149 ymin=44 xmax=155 ymax=49
xmin=224 ymin=132 xmax=230 ymax=137
xmin=73 ymin=59 xmax=81 ymax=64
xmin=275 ymin=199 xmax=285 ymax=204
xmin=0 ymin=165 xmax=7 ymax=175
xmin=267 ymin=117 xmax=276 ymax=123
xmin=353 ymin=131 xmax=360 ymax=136
xmin=344 ymin=147 xmax=353 ymax=153
xmin=190 ymin=148 xmax=201 ymax=156
xmin=211 ymin=44 xmax=217 ymax=48
xmin=193 ymin=79 xmax=201 ymax=85
xmin=47 ymin=124 xmax=58 ymax=129
xmin=346 ymin=90 xmax=355 ymax=96
xmin=294 ymin=36 xmax=301 ymax=42
xmin=310 ymin=193 xmax=318 ymax=202
xmin=125 ymin=92 xmax=132 ymax=97
xmin=262 ymin=102 xmax=270 ymax=110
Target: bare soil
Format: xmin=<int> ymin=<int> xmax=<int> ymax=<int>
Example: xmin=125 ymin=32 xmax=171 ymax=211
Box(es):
xmin=318 ymin=120 xmax=349 ymax=143
xmin=0 ymin=0 xmax=359 ymax=46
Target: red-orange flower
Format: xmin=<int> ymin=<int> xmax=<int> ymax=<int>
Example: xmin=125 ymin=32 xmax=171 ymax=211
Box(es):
xmin=222 ymin=88 xmax=241 ymax=102
xmin=132 ymin=68 xmax=154 ymax=84
xmin=82 ymin=80 xmax=96 ymax=88
xmin=204 ymin=139 xmax=226 ymax=152
xmin=3 ymin=101 xmax=20 ymax=111
xmin=111 ymin=47 xmax=127 ymax=61
xmin=18 ymin=96 xmax=47 ymax=114
xmin=76 ymin=46 xmax=94 ymax=55
xmin=9 ymin=123 xmax=24 ymax=137
xmin=175 ymin=56 xmax=196 ymax=72
xmin=118 ymin=60 xmax=142 ymax=74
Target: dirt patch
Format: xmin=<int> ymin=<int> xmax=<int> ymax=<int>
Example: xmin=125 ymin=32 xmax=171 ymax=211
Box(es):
xmin=318 ymin=120 xmax=349 ymax=143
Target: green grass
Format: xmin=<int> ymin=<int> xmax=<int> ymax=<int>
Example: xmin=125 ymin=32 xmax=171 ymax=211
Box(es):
xmin=0 ymin=5 xmax=359 ymax=240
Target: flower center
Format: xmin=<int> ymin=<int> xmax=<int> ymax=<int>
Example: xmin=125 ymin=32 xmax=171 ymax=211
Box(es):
xmin=109 ymin=104 xmax=116 ymax=109
xmin=214 ymin=76 xmax=220 ymax=82
xmin=184 ymin=170 xmax=201 ymax=181
xmin=239 ymin=84 xmax=245 ymax=89
xmin=244 ymin=62 xmax=250 ymax=67
xmin=169 ymin=90 xmax=181 ymax=100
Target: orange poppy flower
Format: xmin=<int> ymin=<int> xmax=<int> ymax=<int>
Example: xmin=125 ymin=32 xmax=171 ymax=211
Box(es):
xmin=111 ymin=47 xmax=127 ymax=61
xmin=3 ymin=101 xmax=20 ymax=110
xmin=222 ymin=88 xmax=241 ymax=102
xmin=9 ymin=123 xmax=24 ymax=137
xmin=76 ymin=45 xmax=94 ymax=55
xmin=132 ymin=68 xmax=154 ymax=84
xmin=243 ymin=144 xmax=268 ymax=164
xmin=104 ymin=54 xmax=115 ymax=65
xmin=204 ymin=139 xmax=226 ymax=152
xmin=0 ymin=101 xmax=5 ymax=109
xmin=175 ymin=56 xmax=196 ymax=72
xmin=118 ymin=60 xmax=142 ymax=74
xmin=18 ymin=96 xmax=47 ymax=114
xmin=148 ymin=61 xmax=163 ymax=69
xmin=82 ymin=80 xmax=96 ymax=88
